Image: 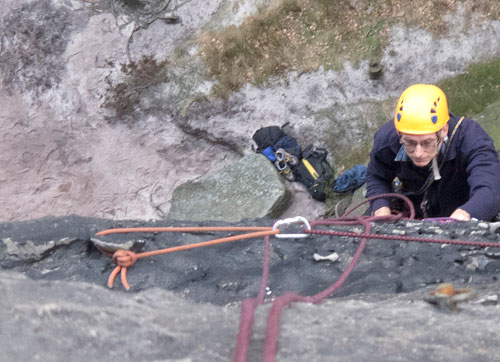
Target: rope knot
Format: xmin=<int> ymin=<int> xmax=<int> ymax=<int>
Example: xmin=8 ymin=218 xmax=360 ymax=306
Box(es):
xmin=112 ymin=250 xmax=137 ymax=267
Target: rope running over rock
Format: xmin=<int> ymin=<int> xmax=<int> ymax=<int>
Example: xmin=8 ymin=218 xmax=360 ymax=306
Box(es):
xmin=95 ymin=227 xmax=280 ymax=290
xmin=233 ymin=193 xmax=500 ymax=362
xmin=94 ymin=193 xmax=500 ymax=361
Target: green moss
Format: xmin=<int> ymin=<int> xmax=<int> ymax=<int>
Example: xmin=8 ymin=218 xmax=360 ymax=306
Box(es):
xmin=438 ymin=58 xmax=500 ymax=117
xmin=317 ymin=99 xmax=393 ymax=172
xmin=473 ymin=100 xmax=500 ymax=151
xmin=339 ymin=144 xmax=372 ymax=168
xmin=361 ymin=20 xmax=385 ymax=63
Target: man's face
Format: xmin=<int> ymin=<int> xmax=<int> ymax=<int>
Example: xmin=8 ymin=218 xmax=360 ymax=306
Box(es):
xmin=400 ymin=132 xmax=441 ymax=167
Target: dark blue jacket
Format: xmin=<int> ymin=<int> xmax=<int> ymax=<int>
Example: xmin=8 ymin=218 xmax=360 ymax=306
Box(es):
xmin=366 ymin=114 xmax=500 ymax=220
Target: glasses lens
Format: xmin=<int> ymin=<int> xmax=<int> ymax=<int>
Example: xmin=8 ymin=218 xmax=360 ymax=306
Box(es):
xmin=402 ymin=138 xmax=437 ymax=152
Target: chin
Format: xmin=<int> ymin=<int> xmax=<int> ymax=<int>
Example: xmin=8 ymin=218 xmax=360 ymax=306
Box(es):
xmin=412 ymin=159 xmax=431 ymax=168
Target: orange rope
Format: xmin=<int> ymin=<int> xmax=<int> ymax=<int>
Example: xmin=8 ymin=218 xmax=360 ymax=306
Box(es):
xmin=96 ymin=226 xmax=274 ymax=236
xmin=96 ymin=226 xmax=280 ymax=290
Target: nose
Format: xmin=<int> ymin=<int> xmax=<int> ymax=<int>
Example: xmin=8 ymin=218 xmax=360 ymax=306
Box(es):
xmin=413 ymin=144 xmax=425 ymax=157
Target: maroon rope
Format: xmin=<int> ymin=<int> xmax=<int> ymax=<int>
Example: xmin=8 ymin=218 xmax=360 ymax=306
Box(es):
xmin=232 ymin=194 xmax=412 ymax=362
xmin=262 ymin=216 xmax=374 ymax=362
xmin=304 ymin=228 xmax=500 ymax=248
xmin=233 ymin=234 xmax=272 ymax=362
xmin=233 ymin=213 xmax=401 ymax=362
xmin=343 ymin=192 xmax=416 ymax=219
xmin=232 ymin=193 xmax=500 ymax=362
xmin=422 ymin=217 xmax=457 ymax=223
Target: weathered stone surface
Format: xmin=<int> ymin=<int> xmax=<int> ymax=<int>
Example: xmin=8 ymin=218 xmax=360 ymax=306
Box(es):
xmin=0 ymin=270 xmax=238 ymax=362
xmin=169 ymin=154 xmax=290 ymax=222
xmin=1 ymin=0 xmax=500 ymax=223
xmin=2 ymin=215 xmax=500 ymax=305
xmin=2 ymin=269 xmax=500 ymax=362
xmin=3 ymin=216 xmax=500 ymax=361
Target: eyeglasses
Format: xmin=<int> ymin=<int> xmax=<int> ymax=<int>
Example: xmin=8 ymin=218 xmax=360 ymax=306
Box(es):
xmin=400 ymin=137 xmax=439 ymax=153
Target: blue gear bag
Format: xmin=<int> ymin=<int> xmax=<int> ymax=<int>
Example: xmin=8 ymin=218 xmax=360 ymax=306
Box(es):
xmin=333 ymin=164 xmax=367 ymax=193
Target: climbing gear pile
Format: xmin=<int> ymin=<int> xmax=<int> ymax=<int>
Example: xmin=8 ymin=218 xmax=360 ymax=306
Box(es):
xmin=93 ymin=193 xmax=500 ymax=362
xmin=252 ymin=125 xmax=334 ymax=201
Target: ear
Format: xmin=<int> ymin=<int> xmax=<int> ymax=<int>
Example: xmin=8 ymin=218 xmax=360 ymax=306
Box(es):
xmin=440 ymin=123 xmax=449 ymax=138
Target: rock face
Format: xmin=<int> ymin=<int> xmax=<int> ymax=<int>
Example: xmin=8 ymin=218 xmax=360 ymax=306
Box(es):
xmin=0 ymin=271 xmax=238 ymax=362
xmin=1 ymin=0 xmax=500 ymax=223
xmin=3 ymin=216 xmax=500 ymax=361
xmin=3 ymin=269 xmax=500 ymax=362
xmin=3 ymin=1 xmax=500 ymax=360
xmin=3 ymin=215 xmax=500 ymax=304
xmin=169 ymin=154 xmax=290 ymax=222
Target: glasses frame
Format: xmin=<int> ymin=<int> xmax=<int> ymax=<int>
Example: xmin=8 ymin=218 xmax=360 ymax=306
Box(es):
xmin=400 ymin=133 xmax=441 ymax=153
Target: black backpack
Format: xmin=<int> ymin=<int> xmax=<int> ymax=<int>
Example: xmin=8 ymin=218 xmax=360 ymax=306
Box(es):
xmin=294 ymin=145 xmax=333 ymax=201
xmin=252 ymin=126 xmax=302 ymax=158
xmin=252 ymin=126 xmax=302 ymax=181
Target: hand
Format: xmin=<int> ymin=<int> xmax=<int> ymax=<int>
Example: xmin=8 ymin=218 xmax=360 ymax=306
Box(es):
xmin=450 ymin=208 xmax=471 ymax=221
xmin=374 ymin=206 xmax=391 ymax=217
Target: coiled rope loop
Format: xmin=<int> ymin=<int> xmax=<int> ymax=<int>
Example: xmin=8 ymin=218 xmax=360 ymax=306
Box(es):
xmin=112 ymin=249 xmax=137 ymax=268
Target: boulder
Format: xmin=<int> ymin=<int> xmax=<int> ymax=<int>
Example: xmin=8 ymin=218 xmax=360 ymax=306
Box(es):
xmin=168 ymin=154 xmax=290 ymax=222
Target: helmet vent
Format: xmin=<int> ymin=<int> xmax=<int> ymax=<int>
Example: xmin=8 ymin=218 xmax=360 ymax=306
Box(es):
xmin=396 ymin=101 xmax=404 ymax=122
xmin=430 ymin=97 xmax=440 ymax=123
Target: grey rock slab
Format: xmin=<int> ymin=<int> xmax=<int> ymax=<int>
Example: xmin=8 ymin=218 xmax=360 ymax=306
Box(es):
xmin=3 ymin=270 xmax=500 ymax=362
xmin=3 ymin=216 xmax=500 ymax=307
xmin=169 ymin=154 xmax=291 ymax=222
xmin=3 ymin=216 xmax=500 ymax=361
xmin=0 ymin=270 xmax=238 ymax=362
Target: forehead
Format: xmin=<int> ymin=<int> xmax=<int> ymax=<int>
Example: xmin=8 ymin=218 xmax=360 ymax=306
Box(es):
xmin=400 ymin=133 xmax=436 ymax=141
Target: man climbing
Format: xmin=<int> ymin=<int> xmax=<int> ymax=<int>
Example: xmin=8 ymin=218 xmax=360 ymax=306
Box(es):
xmin=366 ymin=83 xmax=500 ymax=221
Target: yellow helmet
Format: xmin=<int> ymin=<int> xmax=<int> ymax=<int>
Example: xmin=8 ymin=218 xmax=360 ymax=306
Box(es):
xmin=394 ymin=84 xmax=450 ymax=134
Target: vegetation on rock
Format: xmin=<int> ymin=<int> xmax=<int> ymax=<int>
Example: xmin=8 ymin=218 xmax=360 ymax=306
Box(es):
xmin=102 ymin=55 xmax=169 ymax=123
xmin=199 ymin=0 xmax=500 ymax=98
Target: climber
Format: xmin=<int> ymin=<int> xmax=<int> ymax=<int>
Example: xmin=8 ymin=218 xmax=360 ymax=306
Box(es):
xmin=366 ymin=83 xmax=500 ymax=221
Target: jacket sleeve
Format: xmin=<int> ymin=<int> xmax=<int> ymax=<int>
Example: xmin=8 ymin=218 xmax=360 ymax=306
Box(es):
xmin=366 ymin=136 xmax=397 ymax=213
xmin=458 ymin=120 xmax=500 ymax=220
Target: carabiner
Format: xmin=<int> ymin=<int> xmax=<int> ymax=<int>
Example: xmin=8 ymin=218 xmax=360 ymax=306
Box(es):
xmin=272 ymin=216 xmax=311 ymax=239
